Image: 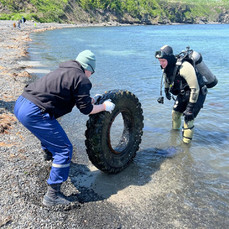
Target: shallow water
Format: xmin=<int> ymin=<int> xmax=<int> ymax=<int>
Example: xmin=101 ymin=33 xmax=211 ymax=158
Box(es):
xmin=27 ymin=24 xmax=229 ymax=226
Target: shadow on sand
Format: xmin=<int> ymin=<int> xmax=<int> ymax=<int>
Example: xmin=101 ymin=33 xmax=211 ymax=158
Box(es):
xmin=68 ymin=147 xmax=177 ymax=203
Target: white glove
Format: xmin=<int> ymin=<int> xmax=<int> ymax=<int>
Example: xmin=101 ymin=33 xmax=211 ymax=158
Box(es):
xmin=93 ymin=94 xmax=102 ymax=104
xmin=103 ymin=99 xmax=115 ymax=113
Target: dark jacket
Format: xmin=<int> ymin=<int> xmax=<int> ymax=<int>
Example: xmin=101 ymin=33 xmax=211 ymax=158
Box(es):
xmin=22 ymin=61 xmax=93 ymax=118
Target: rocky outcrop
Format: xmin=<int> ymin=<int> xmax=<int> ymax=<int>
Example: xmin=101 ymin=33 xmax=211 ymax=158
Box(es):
xmin=218 ymin=8 xmax=229 ymax=23
xmin=152 ymin=2 xmax=229 ymax=24
xmin=0 ymin=0 xmax=229 ymax=24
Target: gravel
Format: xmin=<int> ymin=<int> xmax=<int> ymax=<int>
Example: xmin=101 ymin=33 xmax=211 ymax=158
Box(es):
xmin=0 ymin=20 xmax=129 ymax=229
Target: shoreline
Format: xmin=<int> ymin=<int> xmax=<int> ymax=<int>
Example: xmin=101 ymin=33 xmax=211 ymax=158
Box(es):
xmin=0 ymin=20 xmax=76 ymax=133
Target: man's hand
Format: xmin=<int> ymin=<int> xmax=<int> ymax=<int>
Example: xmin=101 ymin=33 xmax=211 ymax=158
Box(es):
xmin=165 ymin=88 xmax=171 ymax=100
xmin=183 ymin=103 xmax=195 ymax=122
xmin=103 ymin=99 xmax=115 ymax=113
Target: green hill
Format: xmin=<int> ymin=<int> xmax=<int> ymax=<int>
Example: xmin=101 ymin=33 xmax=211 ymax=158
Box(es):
xmin=0 ymin=0 xmax=229 ymax=24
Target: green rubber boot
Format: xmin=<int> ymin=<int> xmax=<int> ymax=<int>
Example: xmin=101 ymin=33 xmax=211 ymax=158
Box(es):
xmin=172 ymin=110 xmax=182 ymax=130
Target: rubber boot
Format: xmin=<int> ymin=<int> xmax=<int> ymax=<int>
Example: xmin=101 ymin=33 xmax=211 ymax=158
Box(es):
xmin=43 ymin=149 xmax=53 ymax=161
xmin=182 ymin=120 xmax=194 ymax=144
xmin=42 ymin=183 xmax=71 ymax=206
xmin=172 ymin=110 xmax=182 ymax=130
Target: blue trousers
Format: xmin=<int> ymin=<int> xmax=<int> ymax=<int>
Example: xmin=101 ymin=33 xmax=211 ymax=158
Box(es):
xmin=14 ymin=96 xmax=73 ymax=185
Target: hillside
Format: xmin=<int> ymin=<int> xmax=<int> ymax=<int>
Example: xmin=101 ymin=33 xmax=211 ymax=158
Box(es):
xmin=0 ymin=0 xmax=229 ymax=24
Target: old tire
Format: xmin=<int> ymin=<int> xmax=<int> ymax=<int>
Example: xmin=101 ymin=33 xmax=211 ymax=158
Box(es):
xmin=85 ymin=90 xmax=144 ymax=174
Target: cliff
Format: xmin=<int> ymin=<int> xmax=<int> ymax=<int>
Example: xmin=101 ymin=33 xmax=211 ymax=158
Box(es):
xmin=0 ymin=0 xmax=229 ymax=24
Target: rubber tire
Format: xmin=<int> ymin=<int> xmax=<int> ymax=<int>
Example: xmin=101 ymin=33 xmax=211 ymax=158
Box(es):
xmin=85 ymin=90 xmax=144 ymax=174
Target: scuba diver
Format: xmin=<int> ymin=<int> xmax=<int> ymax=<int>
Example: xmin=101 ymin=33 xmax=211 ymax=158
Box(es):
xmin=155 ymin=45 xmax=208 ymax=144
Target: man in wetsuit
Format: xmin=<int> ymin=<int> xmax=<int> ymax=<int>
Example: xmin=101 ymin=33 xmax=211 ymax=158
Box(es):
xmin=155 ymin=45 xmax=207 ymax=144
xmin=14 ymin=50 xmax=115 ymax=206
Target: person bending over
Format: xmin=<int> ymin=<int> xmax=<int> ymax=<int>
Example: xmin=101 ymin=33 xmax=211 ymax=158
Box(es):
xmin=14 ymin=50 xmax=115 ymax=206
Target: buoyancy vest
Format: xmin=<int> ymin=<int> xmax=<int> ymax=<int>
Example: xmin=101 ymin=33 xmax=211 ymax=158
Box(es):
xmin=170 ymin=66 xmax=206 ymax=96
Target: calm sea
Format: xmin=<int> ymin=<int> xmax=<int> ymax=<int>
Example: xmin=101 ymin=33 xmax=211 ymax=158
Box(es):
xmin=27 ymin=24 xmax=229 ymax=226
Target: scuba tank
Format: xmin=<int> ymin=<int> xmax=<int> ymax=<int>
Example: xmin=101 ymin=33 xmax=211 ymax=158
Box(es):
xmin=190 ymin=50 xmax=218 ymax=88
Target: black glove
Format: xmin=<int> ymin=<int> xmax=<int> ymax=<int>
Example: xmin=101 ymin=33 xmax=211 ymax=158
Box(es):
xmin=157 ymin=96 xmax=164 ymax=104
xmin=183 ymin=103 xmax=195 ymax=122
xmin=165 ymin=88 xmax=171 ymax=100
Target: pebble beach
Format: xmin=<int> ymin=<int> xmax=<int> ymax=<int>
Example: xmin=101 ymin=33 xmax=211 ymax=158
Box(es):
xmin=0 ymin=20 xmax=124 ymax=228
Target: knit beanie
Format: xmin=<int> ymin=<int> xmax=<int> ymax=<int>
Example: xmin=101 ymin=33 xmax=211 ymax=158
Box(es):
xmin=76 ymin=50 xmax=96 ymax=72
